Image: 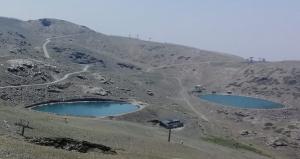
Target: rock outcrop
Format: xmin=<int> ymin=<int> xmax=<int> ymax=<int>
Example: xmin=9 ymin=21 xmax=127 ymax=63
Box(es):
xmin=28 ymin=137 xmax=117 ymax=154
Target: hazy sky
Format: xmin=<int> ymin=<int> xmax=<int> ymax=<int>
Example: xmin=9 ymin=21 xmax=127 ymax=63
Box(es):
xmin=1 ymin=0 xmax=299 ymax=61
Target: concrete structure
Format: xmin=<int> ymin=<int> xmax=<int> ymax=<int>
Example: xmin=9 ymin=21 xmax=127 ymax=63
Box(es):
xmin=160 ymin=119 xmax=184 ymax=129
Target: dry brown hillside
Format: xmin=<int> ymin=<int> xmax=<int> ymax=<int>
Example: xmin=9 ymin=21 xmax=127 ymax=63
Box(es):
xmin=0 ymin=17 xmax=299 ymax=159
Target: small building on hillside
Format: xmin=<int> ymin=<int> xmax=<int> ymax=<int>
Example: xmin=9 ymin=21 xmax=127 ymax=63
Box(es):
xmin=226 ymin=91 xmax=233 ymax=94
xmin=194 ymin=85 xmax=206 ymax=92
xmin=160 ymin=119 xmax=184 ymax=129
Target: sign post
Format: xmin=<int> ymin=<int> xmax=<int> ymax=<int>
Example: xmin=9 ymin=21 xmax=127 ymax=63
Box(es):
xmin=168 ymin=129 xmax=171 ymax=142
xmin=15 ymin=119 xmax=33 ymax=136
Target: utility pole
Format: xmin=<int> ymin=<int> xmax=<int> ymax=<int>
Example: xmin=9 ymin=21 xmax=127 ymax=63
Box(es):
xmin=249 ymin=57 xmax=254 ymax=64
xmin=15 ymin=119 xmax=33 ymax=137
xmin=20 ymin=87 xmax=23 ymax=104
xmin=45 ymin=84 xmax=48 ymax=101
xmin=168 ymin=129 xmax=172 ymax=142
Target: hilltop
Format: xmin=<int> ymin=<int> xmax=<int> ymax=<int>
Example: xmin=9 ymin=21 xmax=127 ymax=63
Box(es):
xmin=0 ymin=17 xmax=299 ymax=159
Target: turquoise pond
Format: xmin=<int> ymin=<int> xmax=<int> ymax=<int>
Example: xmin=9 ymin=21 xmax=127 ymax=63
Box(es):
xmin=32 ymin=101 xmax=139 ymax=117
xmin=199 ymin=94 xmax=284 ymax=109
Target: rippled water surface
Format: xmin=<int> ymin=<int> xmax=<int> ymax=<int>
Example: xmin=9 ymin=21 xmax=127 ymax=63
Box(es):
xmin=33 ymin=101 xmax=139 ymax=117
xmin=200 ymin=95 xmax=284 ymax=109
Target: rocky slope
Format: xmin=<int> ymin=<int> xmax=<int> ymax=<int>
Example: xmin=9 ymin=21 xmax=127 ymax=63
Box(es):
xmin=0 ymin=17 xmax=299 ymax=159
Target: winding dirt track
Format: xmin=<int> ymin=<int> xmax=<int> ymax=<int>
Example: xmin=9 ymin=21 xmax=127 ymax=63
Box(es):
xmin=175 ymin=77 xmax=209 ymax=122
xmin=42 ymin=38 xmax=51 ymax=58
xmin=0 ymin=35 xmax=90 ymax=89
xmin=0 ymin=65 xmax=90 ymax=89
xmin=42 ymin=34 xmax=82 ymax=59
xmin=147 ymin=64 xmax=209 ymax=122
xmin=146 ymin=62 xmax=210 ymax=72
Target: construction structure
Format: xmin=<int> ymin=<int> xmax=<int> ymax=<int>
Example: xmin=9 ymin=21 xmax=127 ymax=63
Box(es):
xmin=160 ymin=119 xmax=184 ymax=129
xmin=15 ymin=119 xmax=33 ymax=136
xmin=194 ymin=85 xmax=206 ymax=93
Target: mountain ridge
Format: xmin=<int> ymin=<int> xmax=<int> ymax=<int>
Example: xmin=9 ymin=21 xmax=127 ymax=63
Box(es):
xmin=0 ymin=16 xmax=299 ymax=159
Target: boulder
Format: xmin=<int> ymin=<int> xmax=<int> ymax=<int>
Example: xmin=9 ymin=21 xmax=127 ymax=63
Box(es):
xmin=268 ymin=137 xmax=288 ymax=148
xmin=83 ymin=86 xmax=108 ymax=96
xmin=234 ymin=112 xmax=249 ymax=117
xmin=290 ymin=131 xmax=300 ymax=140
xmin=240 ymin=130 xmax=250 ymax=136
xmin=117 ymin=62 xmax=141 ymax=70
xmin=92 ymin=73 xmax=107 ymax=82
